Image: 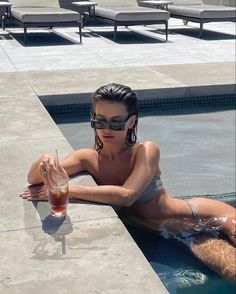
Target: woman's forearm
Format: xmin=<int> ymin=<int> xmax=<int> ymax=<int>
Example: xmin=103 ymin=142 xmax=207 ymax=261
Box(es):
xmin=69 ymin=184 xmax=133 ymax=207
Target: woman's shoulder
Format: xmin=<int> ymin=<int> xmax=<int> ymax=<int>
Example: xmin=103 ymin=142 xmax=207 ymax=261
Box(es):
xmin=134 ymin=141 xmax=161 ymax=172
xmin=69 ymin=148 xmax=98 ymax=171
xmin=72 ymin=148 xmax=97 ymax=159
xmin=135 ymin=141 xmax=160 ymax=155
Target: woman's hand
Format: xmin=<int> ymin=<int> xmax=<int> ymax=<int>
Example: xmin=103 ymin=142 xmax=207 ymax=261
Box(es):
xmin=207 ymin=216 xmax=236 ymax=246
xmin=20 ymin=185 xmax=48 ymax=201
xmin=39 ymin=152 xmax=69 ymax=189
xmin=221 ymin=217 xmax=236 ymax=246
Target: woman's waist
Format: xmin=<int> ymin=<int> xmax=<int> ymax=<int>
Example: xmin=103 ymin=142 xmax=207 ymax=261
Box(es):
xmin=130 ymin=188 xmax=167 ymax=218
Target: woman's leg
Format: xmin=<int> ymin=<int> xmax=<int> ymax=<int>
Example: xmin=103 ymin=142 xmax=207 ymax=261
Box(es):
xmin=158 ymin=193 xmax=235 ymax=244
xmin=122 ymin=215 xmax=236 ymax=282
xmin=191 ymin=235 xmax=236 ymax=282
xmin=161 ymin=193 xmax=235 ymax=219
xmin=123 ymin=192 xmax=236 ymax=281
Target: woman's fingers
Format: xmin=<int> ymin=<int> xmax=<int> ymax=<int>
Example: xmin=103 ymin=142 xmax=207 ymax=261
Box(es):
xmin=39 ymin=154 xmax=69 ymax=189
xmin=210 ymin=216 xmax=236 ymax=246
xmin=45 ymin=159 xmax=69 ymax=185
xmin=58 ymin=166 xmax=69 ymax=181
xmin=42 ymin=160 xmax=57 ymax=188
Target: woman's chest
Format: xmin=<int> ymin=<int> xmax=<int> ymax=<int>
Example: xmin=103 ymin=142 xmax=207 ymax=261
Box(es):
xmin=90 ymin=155 xmax=134 ymax=185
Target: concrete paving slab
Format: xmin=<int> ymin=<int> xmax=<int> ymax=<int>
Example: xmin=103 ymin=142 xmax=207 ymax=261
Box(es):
xmin=0 ymin=185 xmax=117 ymax=232
xmin=125 ymin=54 xmax=207 ymax=67
xmin=95 ymin=47 xmax=185 ymax=66
xmin=0 ymin=95 xmax=64 ymax=142
xmin=24 ymin=67 xmax=187 ymax=105
xmin=0 ymin=72 xmax=34 ymax=97
xmin=0 ymin=137 xmax=72 ymax=190
xmin=0 ymin=57 xmax=16 ymax=72
xmin=0 ymin=139 xmax=116 ymax=231
xmin=4 ymin=44 xmax=91 ymax=58
xmin=200 ymin=53 xmax=236 ymax=63
xmin=0 ymin=218 xmax=168 ymax=294
xmin=11 ymin=53 xmax=113 ymax=72
xmin=152 ymin=62 xmax=236 ymax=85
xmin=0 ymin=48 xmax=6 ymax=58
xmin=151 ymin=62 xmax=236 ymax=96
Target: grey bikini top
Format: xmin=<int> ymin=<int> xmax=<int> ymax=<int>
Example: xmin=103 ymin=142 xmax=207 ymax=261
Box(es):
xmin=112 ymin=175 xmax=163 ymax=212
xmin=135 ymin=175 xmax=163 ymax=204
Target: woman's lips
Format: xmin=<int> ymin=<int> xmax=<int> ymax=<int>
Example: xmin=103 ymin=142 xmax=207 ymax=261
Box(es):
xmin=102 ymin=134 xmax=114 ymax=139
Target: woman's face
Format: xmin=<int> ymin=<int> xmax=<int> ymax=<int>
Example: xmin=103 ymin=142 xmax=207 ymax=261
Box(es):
xmin=94 ymin=100 xmax=136 ymax=145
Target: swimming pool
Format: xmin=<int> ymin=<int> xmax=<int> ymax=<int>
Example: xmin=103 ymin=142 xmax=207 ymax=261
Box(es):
xmin=125 ymin=222 xmax=236 ymax=294
xmin=52 ymin=103 xmax=235 ymax=293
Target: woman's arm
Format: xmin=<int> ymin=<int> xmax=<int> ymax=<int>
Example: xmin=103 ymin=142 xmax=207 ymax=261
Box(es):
xmin=27 ymin=149 xmax=90 ymax=185
xmin=69 ymin=141 xmax=161 ymax=207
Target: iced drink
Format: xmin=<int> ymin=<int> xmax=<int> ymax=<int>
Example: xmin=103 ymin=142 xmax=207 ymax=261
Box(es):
xmin=48 ymin=184 xmax=69 ymax=217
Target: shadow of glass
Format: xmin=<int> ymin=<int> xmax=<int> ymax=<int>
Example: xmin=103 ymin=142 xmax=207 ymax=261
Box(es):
xmin=42 ymin=214 xmax=73 ymax=255
xmin=23 ymin=199 xmax=73 ymax=258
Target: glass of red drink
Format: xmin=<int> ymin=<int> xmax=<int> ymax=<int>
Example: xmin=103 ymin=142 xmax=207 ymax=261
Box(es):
xmin=48 ymin=184 xmax=69 ymax=217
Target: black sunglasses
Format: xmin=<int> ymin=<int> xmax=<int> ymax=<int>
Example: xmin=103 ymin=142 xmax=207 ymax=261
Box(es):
xmin=91 ymin=115 xmax=131 ymax=131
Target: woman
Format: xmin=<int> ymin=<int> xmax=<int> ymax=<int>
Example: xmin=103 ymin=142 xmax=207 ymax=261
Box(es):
xmin=21 ymin=83 xmax=236 ymax=281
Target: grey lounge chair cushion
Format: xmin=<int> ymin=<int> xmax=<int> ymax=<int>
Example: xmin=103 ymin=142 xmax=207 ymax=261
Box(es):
xmin=11 ymin=6 xmax=81 ymax=23
xmin=168 ymin=4 xmax=236 ymax=18
xmin=95 ymin=6 xmax=169 ymax=21
xmin=93 ymin=0 xmax=138 ymax=7
xmin=10 ymin=0 xmax=59 ymax=5
xmin=170 ymin=0 xmax=203 ymax=4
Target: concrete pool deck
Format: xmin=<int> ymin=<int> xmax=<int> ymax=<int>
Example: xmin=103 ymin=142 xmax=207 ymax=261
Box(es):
xmin=0 ymin=18 xmax=235 ymax=293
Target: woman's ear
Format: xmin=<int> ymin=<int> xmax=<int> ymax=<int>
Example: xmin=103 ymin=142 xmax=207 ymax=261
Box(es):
xmin=129 ymin=115 xmax=137 ymax=129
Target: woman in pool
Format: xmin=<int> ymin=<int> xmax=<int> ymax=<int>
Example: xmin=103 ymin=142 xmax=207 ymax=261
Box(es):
xmin=21 ymin=83 xmax=235 ymax=280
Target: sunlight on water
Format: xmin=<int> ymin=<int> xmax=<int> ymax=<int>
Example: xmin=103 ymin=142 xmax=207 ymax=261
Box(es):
xmin=159 ymin=268 xmax=208 ymax=288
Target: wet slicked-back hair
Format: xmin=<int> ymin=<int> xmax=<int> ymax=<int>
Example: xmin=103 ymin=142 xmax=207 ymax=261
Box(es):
xmin=91 ymin=83 xmax=138 ymax=152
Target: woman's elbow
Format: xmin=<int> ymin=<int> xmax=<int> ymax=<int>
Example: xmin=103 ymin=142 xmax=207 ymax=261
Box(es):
xmin=120 ymin=190 xmax=137 ymax=207
xmin=27 ymin=174 xmax=42 ymax=186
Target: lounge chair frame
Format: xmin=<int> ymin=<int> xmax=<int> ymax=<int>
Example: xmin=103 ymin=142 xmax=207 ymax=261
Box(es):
xmin=170 ymin=14 xmax=236 ymax=38
xmin=2 ymin=9 xmax=82 ymax=45
xmin=95 ymin=16 xmax=169 ymax=41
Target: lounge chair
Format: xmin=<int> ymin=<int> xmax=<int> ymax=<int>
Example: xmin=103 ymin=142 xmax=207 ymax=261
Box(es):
xmin=3 ymin=0 xmax=82 ymax=44
xmin=140 ymin=0 xmax=236 ymax=38
xmin=92 ymin=0 xmax=170 ymax=41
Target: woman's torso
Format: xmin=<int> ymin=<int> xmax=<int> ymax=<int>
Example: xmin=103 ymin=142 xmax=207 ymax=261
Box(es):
xmin=81 ymin=142 xmax=166 ymax=217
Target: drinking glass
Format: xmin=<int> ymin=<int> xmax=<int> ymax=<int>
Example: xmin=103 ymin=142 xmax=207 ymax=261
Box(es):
xmin=48 ymin=150 xmax=69 ymax=218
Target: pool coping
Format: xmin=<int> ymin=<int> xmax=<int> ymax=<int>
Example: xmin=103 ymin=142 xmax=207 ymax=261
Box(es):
xmin=0 ymin=61 xmax=235 ymax=293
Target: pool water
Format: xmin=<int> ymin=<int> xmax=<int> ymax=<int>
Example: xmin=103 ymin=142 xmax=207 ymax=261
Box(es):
xmin=125 ymin=223 xmax=236 ymax=294
xmin=52 ymin=105 xmax=235 ymax=293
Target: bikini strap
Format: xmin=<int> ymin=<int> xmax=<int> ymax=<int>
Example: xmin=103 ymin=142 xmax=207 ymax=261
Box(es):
xmin=186 ymin=199 xmax=204 ymax=227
